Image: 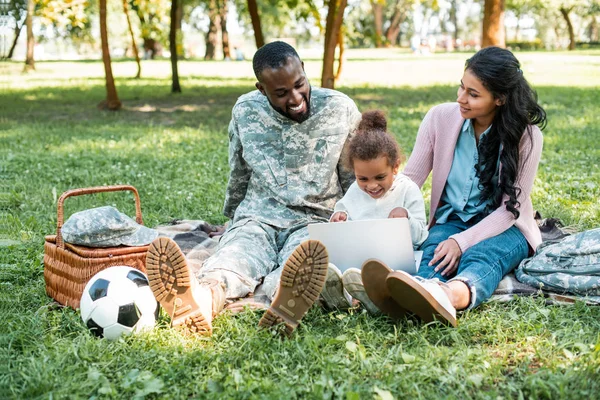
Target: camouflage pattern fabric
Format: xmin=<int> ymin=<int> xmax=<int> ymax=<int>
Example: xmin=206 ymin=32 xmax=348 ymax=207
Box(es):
xmin=62 ymin=206 xmax=158 ymax=247
xmin=515 ymin=228 xmax=600 ymax=302
xmin=223 ymin=87 xmax=362 ymax=228
xmin=200 ymin=218 xmax=310 ymax=300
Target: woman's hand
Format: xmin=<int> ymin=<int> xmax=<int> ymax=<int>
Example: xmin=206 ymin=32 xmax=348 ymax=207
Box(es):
xmin=429 ymin=238 xmax=462 ymax=276
xmin=388 ymin=207 xmax=408 ymax=219
xmin=330 ymin=212 xmax=348 ymax=222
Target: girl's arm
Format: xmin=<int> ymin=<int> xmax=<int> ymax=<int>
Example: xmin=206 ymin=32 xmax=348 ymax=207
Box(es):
xmin=450 ymin=127 xmax=543 ymax=252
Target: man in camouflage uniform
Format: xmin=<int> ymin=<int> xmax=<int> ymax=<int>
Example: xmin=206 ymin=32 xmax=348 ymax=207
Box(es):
xmin=146 ymin=41 xmax=362 ymax=336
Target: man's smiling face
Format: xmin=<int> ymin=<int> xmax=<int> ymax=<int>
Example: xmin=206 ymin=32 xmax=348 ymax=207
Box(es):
xmin=255 ymin=56 xmax=311 ymax=123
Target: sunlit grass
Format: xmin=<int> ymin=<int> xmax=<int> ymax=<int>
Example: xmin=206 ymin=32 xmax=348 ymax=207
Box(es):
xmin=1 ymin=52 xmax=599 ymax=398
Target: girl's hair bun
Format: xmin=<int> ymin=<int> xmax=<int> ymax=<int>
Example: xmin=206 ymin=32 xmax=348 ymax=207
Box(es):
xmin=358 ymin=110 xmax=387 ymax=132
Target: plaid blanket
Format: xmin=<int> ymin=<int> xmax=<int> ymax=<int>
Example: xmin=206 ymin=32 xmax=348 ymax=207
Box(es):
xmin=155 ymin=215 xmax=598 ymax=305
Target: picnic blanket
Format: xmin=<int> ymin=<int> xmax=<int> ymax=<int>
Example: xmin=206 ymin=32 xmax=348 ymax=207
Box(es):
xmin=155 ymin=215 xmax=598 ymax=306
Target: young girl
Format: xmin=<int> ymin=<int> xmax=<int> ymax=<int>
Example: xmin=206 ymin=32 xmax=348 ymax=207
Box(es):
xmin=321 ymin=110 xmax=428 ymax=313
xmin=362 ymin=47 xmax=547 ymax=327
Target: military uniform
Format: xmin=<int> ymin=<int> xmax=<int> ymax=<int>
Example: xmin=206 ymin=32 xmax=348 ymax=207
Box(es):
xmin=201 ymin=87 xmax=362 ymax=299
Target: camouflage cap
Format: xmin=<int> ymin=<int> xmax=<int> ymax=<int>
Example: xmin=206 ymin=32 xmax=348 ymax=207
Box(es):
xmin=62 ymin=206 xmax=158 ymax=247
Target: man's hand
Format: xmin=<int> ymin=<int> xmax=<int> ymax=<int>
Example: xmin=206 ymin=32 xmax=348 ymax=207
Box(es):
xmin=330 ymin=212 xmax=348 ymax=222
xmin=429 ymin=238 xmax=462 ymax=276
xmin=388 ymin=207 xmax=408 ymax=219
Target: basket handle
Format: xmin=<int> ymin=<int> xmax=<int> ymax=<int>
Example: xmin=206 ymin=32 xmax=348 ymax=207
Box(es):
xmin=56 ymin=185 xmax=144 ymax=248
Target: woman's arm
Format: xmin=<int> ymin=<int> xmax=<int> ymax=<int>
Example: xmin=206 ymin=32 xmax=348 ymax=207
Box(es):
xmin=403 ymin=108 xmax=437 ymax=188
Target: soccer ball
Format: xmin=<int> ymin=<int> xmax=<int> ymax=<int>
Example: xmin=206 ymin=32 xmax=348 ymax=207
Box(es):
xmin=80 ymin=266 xmax=159 ymax=340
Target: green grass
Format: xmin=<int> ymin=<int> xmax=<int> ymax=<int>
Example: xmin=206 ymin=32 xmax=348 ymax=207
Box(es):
xmin=1 ymin=53 xmax=600 ymax=399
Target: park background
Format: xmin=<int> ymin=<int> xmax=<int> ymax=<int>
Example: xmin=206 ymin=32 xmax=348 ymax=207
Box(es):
xmin=2 ymin=0 xmax=600 ymax=399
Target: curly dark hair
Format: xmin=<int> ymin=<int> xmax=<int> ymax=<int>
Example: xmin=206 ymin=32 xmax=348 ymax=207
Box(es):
xmin=466 ymin=46 xmax=547 ymax=219
xmin=345 ymin=110 xmax=404 ymax=170
xmin=252 ymin=41 xmax=300 ymax=80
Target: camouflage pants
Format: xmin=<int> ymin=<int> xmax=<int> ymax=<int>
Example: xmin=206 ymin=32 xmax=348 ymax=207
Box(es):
xmin=199 ymin=218 xmax=310 ymax=300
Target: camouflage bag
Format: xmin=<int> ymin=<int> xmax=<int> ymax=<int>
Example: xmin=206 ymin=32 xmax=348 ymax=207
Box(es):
xmin=515 ymin=228 xmax=600 ymax=299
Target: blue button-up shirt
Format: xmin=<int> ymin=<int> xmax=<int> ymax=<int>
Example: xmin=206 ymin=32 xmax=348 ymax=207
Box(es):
xmin=435 ymin=119 xmax=496 ymax=224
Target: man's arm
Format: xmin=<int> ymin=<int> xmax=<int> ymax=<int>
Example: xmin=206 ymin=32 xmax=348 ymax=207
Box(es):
xmin=223 ymin=117 xmax=251 ymax=219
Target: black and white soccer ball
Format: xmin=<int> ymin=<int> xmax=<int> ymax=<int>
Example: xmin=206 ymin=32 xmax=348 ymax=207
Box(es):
xmin=80 ymin=266 xmax=159 ymax=340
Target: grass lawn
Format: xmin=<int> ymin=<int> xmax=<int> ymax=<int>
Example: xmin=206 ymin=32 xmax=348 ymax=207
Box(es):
xmin=1 ymin=50 xmax=599 ymax=399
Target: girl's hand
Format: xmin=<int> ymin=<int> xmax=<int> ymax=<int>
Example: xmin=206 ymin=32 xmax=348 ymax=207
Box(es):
xmin=429 ymin=238 xmax=462 ymax=276
xmin=330 ymin=212 xmax=348 ymax=222
xmin=388 ymin=207 xmax=408 ymax=219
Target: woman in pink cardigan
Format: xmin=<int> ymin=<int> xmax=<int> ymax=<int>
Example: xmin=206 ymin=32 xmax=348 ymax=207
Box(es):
xmin=362 ymin=47 xmax=547 ymax=326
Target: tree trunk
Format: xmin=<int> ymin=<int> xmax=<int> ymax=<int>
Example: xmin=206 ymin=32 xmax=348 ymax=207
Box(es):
xmin=321 ymin=0 xmax=348 ymax=89
xmin=170 ymin=0 xmax=181 ymax=92
xmin=24 ymin=0 xmax=35 ymax=71
xmin=482 ymin=0 xmax=505 ymax=48
xmin=371 ymin=0 xmax=384 ymax=48
xmin=122 ymin=0 xmax=141 ymax=78
xmin=219 ymin=0 xmax=230 ymax=59
xmin=142 ymin=38 xmax=160 ymax=59
xmin=449 ymin=0 xmax=458 ymax=46
xmin=385 ymin=0 xmax=408 ymax=46
xmin=560 ymin=7 xmax=576 ymax=51
xmin=247 ymin=0 xmax=264 ymax=49
xmin=204 ymin=0 xmax=219 ymax=60
xmin=99 ymin=0 xmax=122 ymax=110
xmin=7 ymin=21 xmax=24 ymax=59
xmin=335 ymin=28 xmax=344 ymax=81
xmin=591 ymin=16 xmax=599 ymax=42
xmin=176 ymin=0 xmax=184 ymax=57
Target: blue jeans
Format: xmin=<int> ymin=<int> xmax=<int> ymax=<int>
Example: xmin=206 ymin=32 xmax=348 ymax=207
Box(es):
xmin=417 ymin=215 xmax=529 ymax=309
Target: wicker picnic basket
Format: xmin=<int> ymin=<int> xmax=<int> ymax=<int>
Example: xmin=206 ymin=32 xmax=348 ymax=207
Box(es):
xmin=44 ymin=185 xmax=150 ymax=309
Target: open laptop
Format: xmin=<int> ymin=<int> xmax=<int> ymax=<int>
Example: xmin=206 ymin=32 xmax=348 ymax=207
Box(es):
xmin=307 ymin=218 xmax=422 ymax=273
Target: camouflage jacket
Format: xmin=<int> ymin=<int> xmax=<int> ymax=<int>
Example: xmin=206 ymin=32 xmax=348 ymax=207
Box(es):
xmin=223 ymin=87 xmax=362 ymax=228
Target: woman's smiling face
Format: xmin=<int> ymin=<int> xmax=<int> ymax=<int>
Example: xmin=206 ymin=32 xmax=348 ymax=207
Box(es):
xmin=456 ymin=69 xmax=502 ymax=127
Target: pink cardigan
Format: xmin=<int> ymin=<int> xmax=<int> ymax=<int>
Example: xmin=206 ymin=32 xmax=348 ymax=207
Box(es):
xmin=403 ymin=103 xmax=543 ymax=253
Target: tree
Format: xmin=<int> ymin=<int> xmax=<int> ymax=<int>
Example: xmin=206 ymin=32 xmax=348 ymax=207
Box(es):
xmin=122 ymin=0 xmax=142 ymax=78
xmin=205 ymin=0 xmax=219 ymax=59
xmin=321 ymin=0 xmax=347 ymax=89
xmin=99 ymin=0 xmax=122 ymax=110
xmin=4 ymin=0 xmax=27 ymax=60
xmin=246 ymin=0 xmax=264 ymax=48
xmin=385 ymin=0 xmax=413 ymax=46
xmin=219 ymin=0 xmax=230 ymax=59
xmin=558 ymin=3 xmax=578 ymax=49
xmin=131 ymin=0 xmax=170 ymax=59
xmin=482 ymin=0 xmax=506 ymax=47
xmin=24 ymin=0 xmax=35 ymax=71
xmin=170 ymin=0 xmax=181 ymax=92
xmin=371 ymin=0 xmax=384 ymax=47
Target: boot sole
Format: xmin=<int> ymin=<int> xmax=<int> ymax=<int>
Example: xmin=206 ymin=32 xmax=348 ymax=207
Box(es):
xmin=361 ymin=259 xmax=407 ymax=319
xmin=258 ymin=240 xmax=328 ymax=337
xmin=146 ymin=237 xmax=212 ymax=334
xmin=386 ymin=270 xmax=457 ymax=327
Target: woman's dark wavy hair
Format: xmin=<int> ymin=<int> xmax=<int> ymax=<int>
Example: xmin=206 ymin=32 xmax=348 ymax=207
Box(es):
xmin=466 ymin=46 xmax=546 ymax=218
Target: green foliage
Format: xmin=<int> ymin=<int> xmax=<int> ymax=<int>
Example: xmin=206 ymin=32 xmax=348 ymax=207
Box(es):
xmin=506 ymin=39 xmax=545 ymax=50
xmin=37 ymin=0 xmax=95 ymax=46
xmin=1 ymin=54 xmax=599 ymax=398
xmin=232 ymin=0 xmax=322 ymax=43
